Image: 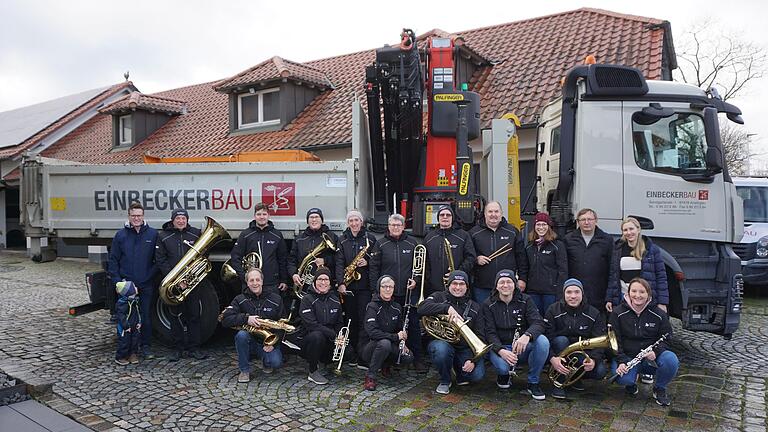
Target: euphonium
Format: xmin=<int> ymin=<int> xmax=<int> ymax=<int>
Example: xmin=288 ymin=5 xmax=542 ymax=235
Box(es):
xmin=293 ymin=232 xmax=337 ymax=298
xmin=218 ymin=308 xmax=296 ymax=347
xmin=442 ymin=238 xmax=455 ymax=288
xmin=548 ymin=325 xmax=619 ymax=388
xmin=221 ymin=246 xmax=262 ymax=282
xmin=421 ymin=314 xmax=493 ymax=361
xmin=159 ymin=216 xmax=230 ymax=305
xmin=342 ymin=238 xmax=370 ymax=286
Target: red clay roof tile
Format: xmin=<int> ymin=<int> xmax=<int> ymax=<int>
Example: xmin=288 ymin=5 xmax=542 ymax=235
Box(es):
xmin=100 ymin=92 xmax=186 ymax=115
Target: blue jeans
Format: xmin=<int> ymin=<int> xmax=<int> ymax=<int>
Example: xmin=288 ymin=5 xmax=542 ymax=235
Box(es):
xmin=488 ymin=335 xmax=550 ymax=384
xmin=472 ymin=287 xmax=493 ymax=305
xmin=428 ymin=340 xmax=486 ymax=385
xmin=235 ymin=330 xmax=283 ymax=373
xmin=611 ymin=350 xmax=679 ymax=390
xmin=550 ymin=336 xmax=607 ymax=380
xmin=527 ymin=293 xmax=556 ymax=316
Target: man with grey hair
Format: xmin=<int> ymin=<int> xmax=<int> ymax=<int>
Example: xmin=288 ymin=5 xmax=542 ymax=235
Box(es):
xmin=563 ymin=208 xmax=613 ymax=313
xmin=335 ymin=209 xmax=377 ymax=364
xmin=369 ymin=214 xmax=427 ymax=372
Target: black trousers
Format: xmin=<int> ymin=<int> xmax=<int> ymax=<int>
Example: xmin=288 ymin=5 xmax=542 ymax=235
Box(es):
xmin=343 ymin=289 xmax=372 ymax=354
xmin=361 ymin=338 xmax=411 ymax=376
xmin=299 ymin=330 xmax=334 ymax=372
xmin=394 ymin=292 xmax=422 ymax=361
xmin=169 ymin=285 xmax=202 ymax=351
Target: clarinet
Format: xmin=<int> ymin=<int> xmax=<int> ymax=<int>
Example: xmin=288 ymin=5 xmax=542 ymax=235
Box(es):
xmin=608 ymin=333 xmax=669 ymax=383
xmin=396 ymin=301 xmax=411 ymax=365
xmin=509 ymin=314 xmax=523 ymax=376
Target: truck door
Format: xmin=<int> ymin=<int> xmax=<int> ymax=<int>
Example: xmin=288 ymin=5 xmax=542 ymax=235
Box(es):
xmin=536 ymin=123 xmax=561 ymax=212
xmin=621 ymin=102 xmax=727 ymax=241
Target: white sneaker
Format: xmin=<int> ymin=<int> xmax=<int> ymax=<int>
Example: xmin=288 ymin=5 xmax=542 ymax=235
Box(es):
xmin=435 ymin=382 xmax=452 ymax=394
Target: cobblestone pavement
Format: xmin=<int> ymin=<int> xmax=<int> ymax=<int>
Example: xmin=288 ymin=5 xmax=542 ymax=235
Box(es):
xmin=0 ymin=251 xmax=766 ymax=431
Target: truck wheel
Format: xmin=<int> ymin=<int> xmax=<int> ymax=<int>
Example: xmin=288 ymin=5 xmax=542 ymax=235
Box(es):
xmin=152 ymin=283 xmax=220 ymax=345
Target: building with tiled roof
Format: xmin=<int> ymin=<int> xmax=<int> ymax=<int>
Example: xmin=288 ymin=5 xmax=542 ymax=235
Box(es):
xmin=1 ymin=7 xmax=676 ymax=249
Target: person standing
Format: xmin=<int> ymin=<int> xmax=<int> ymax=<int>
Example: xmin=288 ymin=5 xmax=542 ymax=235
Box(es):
xmin=289 ymin=208 xmax=339 ymax=295
xmin=335 ymin=210 xmax=377 ymax=364
xmin=368 ymin=214 xmax=426 ymax=372
xmin=470 ymin=201 xmax=528 ymax=304
xmin=424 ymin=206 xmax=476 ymax=296
xmin=114 ymin=281 xmax=142 ymax=366
xmin=563 ymin=208 xmax=613 ymax=313
xmin=230 ymin=202 xmax=289 ymax=294
xmin=155 ymin=208 xmax=208 ymax=361
xmin=519 ymin=212 xmax=568 ymax=316
xmin=221 ymin=268 xmax=284 ymax=383
xmin=108 ymin=202 xmax=158 ymax=359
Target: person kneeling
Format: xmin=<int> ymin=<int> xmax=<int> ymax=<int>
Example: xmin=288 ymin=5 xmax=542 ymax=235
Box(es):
xmin=483 ymin=270 xmax=549 ymax=400
xmin=221 ymin=268 xmax=284 ymax=383
xmin=360 ymin=275 xmax=414 ymax=390
xmin=418 ymin=270 xmax=485 ymax=395
xmin=544 ymin=278 xmax=608 ymax=400
xmin=610 ymin=278 xmax=678 ymax=406
xmin=298 ymin=268 xmax=344 ymax=385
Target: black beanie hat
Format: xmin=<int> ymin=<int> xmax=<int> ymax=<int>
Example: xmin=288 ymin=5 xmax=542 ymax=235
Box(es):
xmin=495 ymin=269 xmax=516 ymax=286
xmin=313 ymin=267 xmax=332 ymax=285
xmin=306 ymin=207 xmax=324 ymax=223
xmin=446 ymin=270 xmax=469 ymax=285
xmin=171 ymin=208 xmax=189 ymax=220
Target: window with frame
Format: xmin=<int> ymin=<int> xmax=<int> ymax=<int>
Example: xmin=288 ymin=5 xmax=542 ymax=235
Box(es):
xmin=631 ymin=112 xmax=708 ymax=175
xmin=238 ymin=88 xmax=280 ymax=128
xmin=550 ymin=126 xmax=561 ymax=155
xmin=118 ymin=115 xmax=132 ymax=145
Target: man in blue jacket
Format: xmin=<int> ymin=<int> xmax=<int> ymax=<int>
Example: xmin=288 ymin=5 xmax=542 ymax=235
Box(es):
xmin=108 ymin=202 xmax=158 ymax=358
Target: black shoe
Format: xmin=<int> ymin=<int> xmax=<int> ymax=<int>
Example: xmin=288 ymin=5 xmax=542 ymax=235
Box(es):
xmin=570 ymin=380 xmax=585 ymax=391
xmin=168 ymin=350 xmax=182 ymax=362
xmin=526 ymin=383 xmax=545 ymax=400
xmin=496 ymin=375 xmax=510 ymax=389
xmin=551 ymin=386 xmax=567 ymax=400
xmin=190 ymin=350 xmax=208 ymax=360
xmin=140 ymin=346 xmax=155 ymax=360
xmin=640 ymin=373 xmax=655 ymax=384
xmin=653 ymin=387 xmax=671 ymax=406
xmin=625 ymin=384 xmax=639 ymax=396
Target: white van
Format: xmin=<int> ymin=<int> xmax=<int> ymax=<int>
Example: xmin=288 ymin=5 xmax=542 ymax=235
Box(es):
xmin=733 ymin=177 xmax=768 ymax=285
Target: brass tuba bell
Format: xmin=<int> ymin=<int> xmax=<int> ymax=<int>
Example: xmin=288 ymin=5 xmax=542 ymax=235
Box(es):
xmin=548 ymin=325 xmax=619 ymax=388
xmin=421 ymin=314 xmax=493 ymax=362
xmin=159 ymin=216 xmax=230 ymax=305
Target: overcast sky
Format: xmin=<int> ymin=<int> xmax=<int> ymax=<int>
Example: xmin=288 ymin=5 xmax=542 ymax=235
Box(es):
xmin=1 ymin=0 xmax=766 ymax=165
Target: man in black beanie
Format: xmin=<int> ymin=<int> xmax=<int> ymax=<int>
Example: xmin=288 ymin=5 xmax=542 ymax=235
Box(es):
xmin=424 ymin=205 xmax=476 ymax=296
xmin=288 ymin=207 xmax=339 ymax=297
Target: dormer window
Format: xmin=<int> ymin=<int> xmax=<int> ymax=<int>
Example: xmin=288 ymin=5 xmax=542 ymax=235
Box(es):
xmin=118 ymin=114 xmax=132 ymax=145
xmin=238 ymin=88 xmax=280 ymax=129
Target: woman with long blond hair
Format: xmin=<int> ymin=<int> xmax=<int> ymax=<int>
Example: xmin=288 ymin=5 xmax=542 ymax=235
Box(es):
xmin=605 ymin=217 xmax=668 ymax=314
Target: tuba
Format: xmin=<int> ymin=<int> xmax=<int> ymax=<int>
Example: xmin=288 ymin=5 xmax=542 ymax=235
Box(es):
xmin=159 ymin=216 xmax=230 ymax=305
xmin=548 ymin=325 xmax=619 ymax=388
xmin=342 ymin=238 xmax=370 ymax=286
xmin=293 ymin=232 xmax=337 ymax=298
xmin=442 ymin=238 xmax=455 ymax=288
xmin=221 ymin=243 xmax=262 ymax=282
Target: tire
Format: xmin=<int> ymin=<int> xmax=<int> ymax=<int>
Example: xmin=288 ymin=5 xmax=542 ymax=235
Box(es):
xmin=153 ymin=281 xmax=220 ymax=345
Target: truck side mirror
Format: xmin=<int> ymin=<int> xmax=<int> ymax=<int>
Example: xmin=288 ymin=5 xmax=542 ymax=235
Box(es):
xmin=703 ymin=107 xmax=724 ymax=173
xmin=633 ymin=103 xmax=675 ymax=125
xmin=706 ymin=147 xmax=724 ymax=173
xmin=538 ymin=142 xmax=545 ymax=155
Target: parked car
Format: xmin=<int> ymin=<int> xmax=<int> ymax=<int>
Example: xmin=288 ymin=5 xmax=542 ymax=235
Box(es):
xmin=733 ymin=177 xmax=768 ymax=285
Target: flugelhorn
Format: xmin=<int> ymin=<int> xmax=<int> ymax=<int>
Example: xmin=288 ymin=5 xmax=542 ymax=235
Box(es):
xmin=159 ymin=216 xmax=230 ymax=305
xmin=549 ymin=325 xmax=618 ymax=388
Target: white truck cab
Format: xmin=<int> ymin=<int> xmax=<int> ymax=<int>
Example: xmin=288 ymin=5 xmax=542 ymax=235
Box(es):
xmin=733 ymin=177 xmax=768 ymax=285
xmin=536 ymin=63 xmax=744 ymax=337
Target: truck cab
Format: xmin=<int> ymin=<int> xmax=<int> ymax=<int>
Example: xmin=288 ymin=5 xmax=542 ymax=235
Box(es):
xmin=537 ymin=63 xmax=744 ymax=336
xmin=733 ymin=176 xmax=768 ymax=286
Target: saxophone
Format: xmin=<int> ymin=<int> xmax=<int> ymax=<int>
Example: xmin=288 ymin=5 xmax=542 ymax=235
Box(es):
xmin=342 ymin=238 xmax=370 ymax=286
xmin=294 ymin=232 xmax=337 ymax=298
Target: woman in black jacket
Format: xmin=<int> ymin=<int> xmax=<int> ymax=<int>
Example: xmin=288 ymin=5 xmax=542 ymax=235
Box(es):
xmin=519 ymin=212 xmax=567 ymax=316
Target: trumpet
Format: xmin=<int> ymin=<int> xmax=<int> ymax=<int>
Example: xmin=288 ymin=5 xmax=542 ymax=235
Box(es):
xmin=332 ymin=319 xmax=352 ymax=376
xmin=442 ymin=238 xmax=456 ymax=288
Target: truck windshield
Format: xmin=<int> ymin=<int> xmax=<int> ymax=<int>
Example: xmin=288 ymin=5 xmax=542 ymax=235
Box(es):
xmin=632 ymin=112 xmax=708 ymax=175
xmin=736 ymin=186 xmax=768 ymax=223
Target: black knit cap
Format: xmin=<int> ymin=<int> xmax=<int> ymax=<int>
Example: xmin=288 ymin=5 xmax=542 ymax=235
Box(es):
xmin=313 ymin=267 xmax=332 ymax=285
xmin=306 ymin=207 xmax=324 ymax=223
xmin=495 ymin=269 xmax=516 ymax=286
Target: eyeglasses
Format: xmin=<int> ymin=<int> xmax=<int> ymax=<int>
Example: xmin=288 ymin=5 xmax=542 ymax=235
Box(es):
xmin=577 ymin=217 xmax=596 ymax=222
xmin=380 ymin=285 xmax=395 ymax=290
xmin=315 ymin=277 xmax=330 ymax=281
xmin=388 ymin=223 xmax=403 ymax=227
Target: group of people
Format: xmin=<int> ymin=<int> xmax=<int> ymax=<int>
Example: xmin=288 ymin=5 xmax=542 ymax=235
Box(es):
xmin=107 ymin=200 xmax=679 ymax=407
